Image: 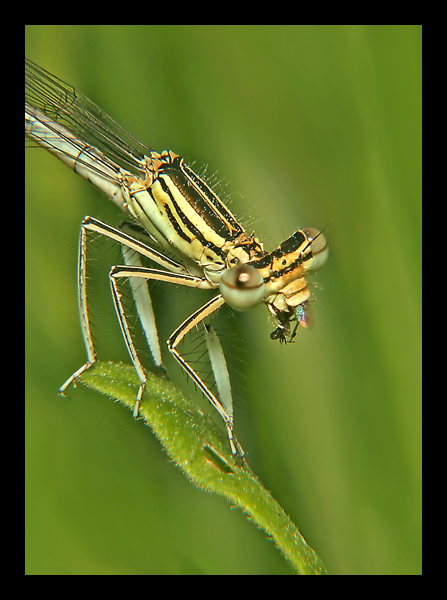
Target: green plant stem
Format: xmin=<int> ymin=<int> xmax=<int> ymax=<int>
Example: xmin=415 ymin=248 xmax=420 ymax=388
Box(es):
xmin=80 ymin=361 xmax=328 ymax=575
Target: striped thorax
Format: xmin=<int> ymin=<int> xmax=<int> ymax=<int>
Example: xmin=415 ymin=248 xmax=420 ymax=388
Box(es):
xmin=122 ymin=148 xmax=328 ymax=340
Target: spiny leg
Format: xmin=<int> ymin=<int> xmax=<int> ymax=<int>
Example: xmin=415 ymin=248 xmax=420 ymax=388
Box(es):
xmin=109 ymin=263 xmax=213 ymax=418
xmin=110 ymin=264 xmax=243 ymax=458
xmin=60 ymin=216 xmax=188 ymax=398
xmin=167 ymin=296 xmax=244 ymax=459
xmin=59 ymin=218 xmax=96 ymax=396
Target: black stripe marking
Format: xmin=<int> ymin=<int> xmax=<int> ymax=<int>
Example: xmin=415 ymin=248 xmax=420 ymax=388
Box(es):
xmin=161 ymin=161 xmax=244 ymax=241
xmin=158 ymin=176 xmax=227 ymax=260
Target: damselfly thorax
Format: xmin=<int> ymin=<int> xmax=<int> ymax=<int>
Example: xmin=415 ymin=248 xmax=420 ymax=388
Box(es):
xmin=25 ymin=58 xmax=328 ymax=460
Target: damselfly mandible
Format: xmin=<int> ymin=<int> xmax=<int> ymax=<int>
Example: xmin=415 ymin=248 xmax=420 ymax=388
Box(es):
xmin=25 ymin=58 xmax=328 ymax=460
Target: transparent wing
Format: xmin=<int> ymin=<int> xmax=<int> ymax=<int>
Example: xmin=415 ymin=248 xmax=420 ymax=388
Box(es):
xmin=25 ymin=57 xmax=151 ymax=177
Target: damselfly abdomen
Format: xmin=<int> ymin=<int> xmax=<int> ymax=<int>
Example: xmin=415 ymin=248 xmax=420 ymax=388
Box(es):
xmin=25 ymin=58 xmax=328 ymax=460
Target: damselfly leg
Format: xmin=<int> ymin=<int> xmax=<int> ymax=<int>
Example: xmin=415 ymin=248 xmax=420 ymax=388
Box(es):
xmin=58 ymin=215 xmax=243 ymax=455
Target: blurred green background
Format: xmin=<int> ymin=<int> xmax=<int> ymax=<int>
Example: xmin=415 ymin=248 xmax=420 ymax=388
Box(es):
xmin=25 ymin=25 xmax=421 ymax=575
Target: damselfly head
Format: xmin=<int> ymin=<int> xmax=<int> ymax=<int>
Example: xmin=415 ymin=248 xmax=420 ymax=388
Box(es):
xmin=264 ymin=227 xmax=327 ymax=344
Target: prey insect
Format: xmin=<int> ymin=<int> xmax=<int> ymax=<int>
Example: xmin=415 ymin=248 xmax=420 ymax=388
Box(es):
xmin=25 ymin=58 xmax=328 ymax=460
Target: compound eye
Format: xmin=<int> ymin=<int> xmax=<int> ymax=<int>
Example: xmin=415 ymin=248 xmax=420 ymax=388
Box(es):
xmin=301 ymin=227 xmax=329 ymax=271
xmin=219 ymin=264 xmax=265 ymax=311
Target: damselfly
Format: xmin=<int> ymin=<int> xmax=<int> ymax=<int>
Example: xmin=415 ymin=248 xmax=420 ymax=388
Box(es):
xmin=25 ymin=58 xmax=328 ymax=460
